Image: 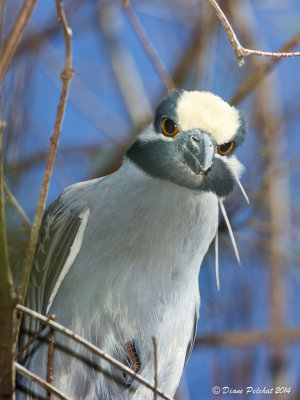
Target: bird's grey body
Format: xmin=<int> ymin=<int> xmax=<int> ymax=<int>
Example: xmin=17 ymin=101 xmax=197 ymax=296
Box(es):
xmin=18 ymin=90 xmax=246 ymax=399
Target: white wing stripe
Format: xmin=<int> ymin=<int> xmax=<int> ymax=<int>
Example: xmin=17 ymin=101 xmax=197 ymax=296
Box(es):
xmin=46 ymin=208 xmax=91 ymax=314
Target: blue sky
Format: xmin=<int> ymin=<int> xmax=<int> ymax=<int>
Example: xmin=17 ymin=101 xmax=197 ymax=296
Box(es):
xmin=3 ymin=0 xmax=300 ymax=398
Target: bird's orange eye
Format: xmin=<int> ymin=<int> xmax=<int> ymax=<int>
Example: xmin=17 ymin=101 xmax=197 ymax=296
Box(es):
xmin=162 ymin=118 xmax=179 ymax=137
xmin=217 ymin=141 xmax=234 ymax=155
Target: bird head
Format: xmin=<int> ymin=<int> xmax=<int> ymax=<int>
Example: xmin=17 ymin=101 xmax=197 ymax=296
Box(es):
xmin=127 ymin=89 xmax=246 ymax=198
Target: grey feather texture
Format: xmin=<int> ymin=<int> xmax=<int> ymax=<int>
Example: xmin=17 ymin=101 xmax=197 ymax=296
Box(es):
xmin=17 ymin=90 xmax=246 ymax=400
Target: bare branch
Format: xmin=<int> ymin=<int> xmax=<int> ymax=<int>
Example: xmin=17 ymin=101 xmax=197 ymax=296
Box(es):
xmin=47 ymin=314 xmax=56 ymax=400
xmin=4 ymin=182 xmax=31 ymax=232
xmin=207 ymin=0 xmax=244 ymax=65
xmin=121 ymin=1 xmax=175 ymax=90
xmin=152 ymin=336 xmax=158 ymax=400
xmin=0 ymin=121 xmax=10 ymax=275
xmin=18 ymin=0 xmax=75 ymax=303
xmin=0 ymin=120 xmax=18 ymax=400
xmin=17 ymin=305 xmax=174 ymax=400
xmin=15 ymin=362 xmax=72 ymax=400
xmin=207 ymin=0 xmax=300 ymax=66
xmin=15 ymin=324 xmax=48 ymax=361
xmin=240 ymin=48 xmax=300 ymax=61
xmin=55 ymin=0 xmax=73 ymax=72
xmin=0 ymin=0 xmax=38 ymax=83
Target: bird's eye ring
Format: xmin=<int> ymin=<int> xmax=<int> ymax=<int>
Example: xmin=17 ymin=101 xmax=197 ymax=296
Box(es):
xmin=162 ymin=118 xmax=179 ymax=137
xmin=217 ymin=141 xmax=234 ymax=155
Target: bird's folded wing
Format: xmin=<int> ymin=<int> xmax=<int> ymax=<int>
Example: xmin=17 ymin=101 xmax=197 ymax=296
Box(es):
xmin=20 ymin=195 xmax=90 ymax=360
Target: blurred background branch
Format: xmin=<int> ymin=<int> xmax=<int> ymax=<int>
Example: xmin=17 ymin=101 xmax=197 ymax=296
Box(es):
xmin=1 ymin=0 xmax=300 ymax=399
xmin=4 ymin=182 xmax=31 ymax=231
xmin=0 ymin=0 xmax=38 ymax=83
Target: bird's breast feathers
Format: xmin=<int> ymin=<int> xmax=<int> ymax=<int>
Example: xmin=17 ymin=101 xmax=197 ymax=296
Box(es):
xmin=48 ymin=158 xmax=218 ymax=328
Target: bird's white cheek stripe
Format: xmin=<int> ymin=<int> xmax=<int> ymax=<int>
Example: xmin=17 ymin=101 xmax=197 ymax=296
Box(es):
xmin=46 ymin=208 xmax=91 ymax=314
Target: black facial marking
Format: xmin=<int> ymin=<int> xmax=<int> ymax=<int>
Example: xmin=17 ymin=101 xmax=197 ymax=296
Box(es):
xmin=232 ymin=111 xmax=247 ymax=147
xmin=127 ymin=139 xmax=177 ymax=181
xmin=127 ymin=138 xmax=234 ymax=197
xmin=154 ymin=89 xmax=184 ymax=133
xmin=200 ymin=157 xmax=235 ymax=197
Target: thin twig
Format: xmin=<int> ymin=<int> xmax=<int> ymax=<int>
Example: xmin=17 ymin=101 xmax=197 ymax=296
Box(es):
xmin=0 ymin=120 xmax=18 ymax=400
xmin=207 ymin=0 xmax=300 ymax=66
xmin=0 ymin=0 xmax=38 ymax=83
xmin=15 ymin=324 xmax=48 ymax=360
xmin=15 ymin=362 xmax=72 ymax=400
xmin=0 ymin=120 xmax=9 ymax=273
xmin=207 ymin=0 xmax=244 ymax=65
xmin=47 ymin=314 xmax=56 ymax=400
xmin=17 ymin=305 xmax=174 ymax=400
xmin=18 ymin=0 xmax=75 ymax=304
xmin=4 ymin=182 xmax=31 ymax=231
xmin=152 ymin=336 xmax=158 ymax=400
xmin=121 ymin=1 xmax=175 ymax=90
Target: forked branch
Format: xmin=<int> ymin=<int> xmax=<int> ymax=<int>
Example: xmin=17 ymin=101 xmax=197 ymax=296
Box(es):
xmin=207 ymin=0 xmax=300 ymax=66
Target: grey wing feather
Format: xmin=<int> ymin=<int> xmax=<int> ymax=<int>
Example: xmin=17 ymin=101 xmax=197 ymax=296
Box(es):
xmin=184 ymin=307 xmax=199 ymax=367
xmin=19 ymin=194 xmax=89 ymax=362
xmin=29 ymin=196 xmax=89 ymax=315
